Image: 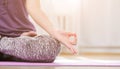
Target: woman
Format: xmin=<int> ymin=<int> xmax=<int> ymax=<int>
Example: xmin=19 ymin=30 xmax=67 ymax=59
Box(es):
xmin=0 ymin=0 xmax=77 ymax=62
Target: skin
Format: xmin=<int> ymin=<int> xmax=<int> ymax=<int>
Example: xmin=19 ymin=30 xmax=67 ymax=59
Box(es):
xmin=22 ymin=0 xmax=78 ymax=54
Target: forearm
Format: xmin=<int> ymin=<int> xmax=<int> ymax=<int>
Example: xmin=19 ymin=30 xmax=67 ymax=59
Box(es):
xmin=26 ymin=0 xmax=56 ymax=36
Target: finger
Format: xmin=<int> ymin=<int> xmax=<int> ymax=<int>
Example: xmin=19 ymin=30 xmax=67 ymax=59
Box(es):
xmin=69 ymin=34 xmax=77 ymax=45
xmin=29 ymin=32 xmax=37 ymax=37
xmin=69 ymin=47 xmax=77 ymax=55
xmin=70 ymin=39 xmax=77 ymax=45
xmin=73 ymin=35 xmax=77 ymax=45
xmin=67 ymin=45 xmax=77 ymax=55
xmin=67 ymin=32 xmax=76 ymax=37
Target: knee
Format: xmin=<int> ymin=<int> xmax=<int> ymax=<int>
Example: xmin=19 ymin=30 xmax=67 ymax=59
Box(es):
xmin=37 ymin=35 xmax=61 ymax=49
xmin=38 ymin=35 xmax=61 ymax=53
xmin=36 ymin=35 xmax=61 ymax=62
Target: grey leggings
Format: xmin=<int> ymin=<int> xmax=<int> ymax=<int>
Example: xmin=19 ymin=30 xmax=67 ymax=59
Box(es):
xmin=0 ymin=35 xmax=61 ymax=63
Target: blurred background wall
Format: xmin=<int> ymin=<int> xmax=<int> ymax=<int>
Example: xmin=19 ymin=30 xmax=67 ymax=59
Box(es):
xmin=30 ymin=0 xmax=120 ymax=54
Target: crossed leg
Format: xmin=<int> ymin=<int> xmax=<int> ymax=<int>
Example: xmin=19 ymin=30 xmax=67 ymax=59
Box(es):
xmin=0 ymin=35 xmax=61 ymax=63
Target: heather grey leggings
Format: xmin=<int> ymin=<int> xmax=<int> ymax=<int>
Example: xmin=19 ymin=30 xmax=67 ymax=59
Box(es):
xmin=0 ymin=35 xmax=61 ymax=63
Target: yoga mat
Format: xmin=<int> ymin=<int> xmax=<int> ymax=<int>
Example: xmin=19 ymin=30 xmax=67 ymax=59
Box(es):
xmin=0 ymin=57 xmax=120 ymax=66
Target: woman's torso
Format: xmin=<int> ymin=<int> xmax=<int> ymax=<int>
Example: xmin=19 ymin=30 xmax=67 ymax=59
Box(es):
xmin=0 ymin=0 xmax=36 ymax=37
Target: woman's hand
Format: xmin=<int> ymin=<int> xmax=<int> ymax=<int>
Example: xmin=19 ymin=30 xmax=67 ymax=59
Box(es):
xmin=52 ymin=30 xmax=77 ymax=54
xmin=21 ymin=31 xmax=37 ymax=37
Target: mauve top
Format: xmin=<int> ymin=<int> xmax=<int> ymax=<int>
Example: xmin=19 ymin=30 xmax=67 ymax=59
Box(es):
xmin=0 ymin=0 xmax=36 ymax=37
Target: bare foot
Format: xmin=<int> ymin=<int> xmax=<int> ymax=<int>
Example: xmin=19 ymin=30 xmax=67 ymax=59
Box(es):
xmin=21 ymin=31 xmax=37 ymax=37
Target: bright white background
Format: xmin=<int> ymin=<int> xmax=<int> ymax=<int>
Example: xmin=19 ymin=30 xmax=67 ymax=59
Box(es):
xmin=30 ymin=0 xmax=120 ymax=53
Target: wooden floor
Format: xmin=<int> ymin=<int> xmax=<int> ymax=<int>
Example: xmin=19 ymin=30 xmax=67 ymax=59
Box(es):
xmin=60 ymin=52 xmax=120 ymax=60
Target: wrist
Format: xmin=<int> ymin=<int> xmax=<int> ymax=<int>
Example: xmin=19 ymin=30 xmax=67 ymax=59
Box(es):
xmin=48 ymin=29 xmax=61 ymax=39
